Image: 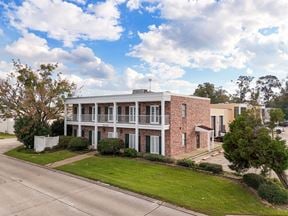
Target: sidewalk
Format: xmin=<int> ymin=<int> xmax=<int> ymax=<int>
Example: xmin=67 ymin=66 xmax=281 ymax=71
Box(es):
xmin=46 ymin=151 xmax=96 ymax=168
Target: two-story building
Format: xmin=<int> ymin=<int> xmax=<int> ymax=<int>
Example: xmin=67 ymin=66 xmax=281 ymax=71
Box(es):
xmin=64 ymin=90 xmax=213 ymax=157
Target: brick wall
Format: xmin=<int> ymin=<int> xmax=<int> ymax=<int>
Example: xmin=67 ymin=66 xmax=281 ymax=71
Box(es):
xmin=169 ymin=96 xmax=210 ymax=156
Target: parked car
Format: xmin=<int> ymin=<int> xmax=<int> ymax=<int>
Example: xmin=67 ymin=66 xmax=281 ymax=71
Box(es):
xmin=279 ymin=121 xmax=288 ymax=127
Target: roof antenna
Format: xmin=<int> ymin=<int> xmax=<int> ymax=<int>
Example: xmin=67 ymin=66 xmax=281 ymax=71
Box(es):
xmin=148 ymin=78 xmax=152 ymax=92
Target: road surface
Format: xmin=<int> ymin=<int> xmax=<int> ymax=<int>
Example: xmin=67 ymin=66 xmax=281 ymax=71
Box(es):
xmin=0 ymin=139 xmax=202 ymax=216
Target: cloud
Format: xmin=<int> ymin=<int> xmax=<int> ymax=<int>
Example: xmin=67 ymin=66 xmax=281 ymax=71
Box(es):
xmin=0 ymin=28 xmax=3 ymax=36
xmin=7 ymin=0 xmax=123 ymax=46
xmin=129 ymin=0 xmax=288 ymax=78
xmin=5 ymin=33 xmax=114 ymax=78
xmin=0 ymin=61 xmax=12 ymax=79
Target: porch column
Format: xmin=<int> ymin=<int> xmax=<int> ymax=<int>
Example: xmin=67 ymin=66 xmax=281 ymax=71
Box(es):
xmin=94 ymin=103 xmax=98 ymax=149
xmin=77 ymin=103 xmax=81 ymax=137
xmin=211 ymin=131 xmax=215 ymax=149
xmin=64 ymin=103 xmax=67 ymax=136
xmin=113 ymin=102 xmax=117 ymax=138
xmin=161 ymin=98 xmax=165 ymax=156
xmin=207 ymin=132 xmax=211 ymax=152
xmin=135 ymin=101 xmax=139 ymax=152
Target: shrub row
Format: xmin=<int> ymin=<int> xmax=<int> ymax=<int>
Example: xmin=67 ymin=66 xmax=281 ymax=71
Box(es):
xmin=142 ymin=153 xmax=175 ymax=163
xmin=176 ymin=159 xmax=196 ymax=168
xmin=243 ymin=173 xmax=288 ymax=205
xmin=198 ymin=162 xmax=223 ymax=174
xmin=58 ymin=136 xmax=89 ymax=151
xmin=97 ymin=138 xmax=124 ymax=155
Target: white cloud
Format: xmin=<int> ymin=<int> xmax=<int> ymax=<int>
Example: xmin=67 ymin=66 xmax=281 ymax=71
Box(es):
xmin=5 ymin=33 xmax=114 ymax=78
xmin=0 ymin=61 xmax=12 ymax=79
xmin=129 ymin=0 xmax=288 ymax=78
xmin=8 ymin=0 xmax=123 ymax=46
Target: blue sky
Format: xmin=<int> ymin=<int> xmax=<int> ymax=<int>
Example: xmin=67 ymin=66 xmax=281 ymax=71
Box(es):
xmin=0 ymin=0 xmax=287 ymax=96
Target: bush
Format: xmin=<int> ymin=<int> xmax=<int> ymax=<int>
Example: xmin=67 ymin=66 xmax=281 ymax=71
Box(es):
xmin=143 ymin=153 xmax=174 ymax=164
xmin=198 ymin=162 xmax=223 ymax=174
xmin=51 ymin=119 xmax=64 ymax=136
xmin=258 ymin=183 xmax=288 ymax=205
xmin=68 ymin=137 xmax=89 ymax=151
xmin=123 ymin=148 xmax=138 ymax=157
xmin=14 ymin=116 xmax=50 ymax=149
xmin=58 ymin=136 xmax=73 ymax=149
xmin=176 ymin=159 xmax=196 ymax=168
xmin=243 ymin=173 xmax=266 ymax=190
xmin=98 ymin=138 xmax=124 ymax=155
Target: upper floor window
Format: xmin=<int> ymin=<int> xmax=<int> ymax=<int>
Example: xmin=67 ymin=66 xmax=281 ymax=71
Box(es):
xmin=181 ymin=104 xmax=187 ymax=118
xmin=129 ymin=106 xmax=136 ymax=123
xmin=108 ymin=106 xmax=113 ymax=122
xmin=182 ymin=133 xmax=186 ymax=146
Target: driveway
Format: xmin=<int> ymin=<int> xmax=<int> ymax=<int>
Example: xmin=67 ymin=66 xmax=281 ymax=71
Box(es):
xmin=0 ymin=140 xmax=201 ymax=216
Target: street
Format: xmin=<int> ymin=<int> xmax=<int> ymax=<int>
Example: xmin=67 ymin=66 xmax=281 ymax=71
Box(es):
xmin=0 ymin=139 xmax=200 ymax=216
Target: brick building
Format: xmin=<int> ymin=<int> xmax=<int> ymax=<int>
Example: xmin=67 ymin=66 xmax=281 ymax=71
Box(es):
xmin=64 ymin=90 xmax=213 ymax=157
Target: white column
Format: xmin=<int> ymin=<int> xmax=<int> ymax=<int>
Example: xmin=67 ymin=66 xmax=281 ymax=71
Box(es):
xmin=135 ymin=101 xmax=139 ymax=152
xmin=211 ymin=131 xmax=215 ymax=149
xmin=94 ymin=103 xmax=98 ymax=149
xmin=161 ymin=98 xmax=165 ymax=156
xmin=113 ymin=102 xmax=117 ymax=138
xmin=64 ymin=103 xmax=67 ymax=136
xmin=77 ymin=103 xmax=81 ymax=137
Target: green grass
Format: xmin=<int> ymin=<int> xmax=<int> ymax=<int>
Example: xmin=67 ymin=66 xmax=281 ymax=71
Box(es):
xmin=0 ymin=132 xmax=15 ymax=139
xmin=58 ymin=156 xmax=287 ymax=216
xmin=5 ymin=146 xmax=78 ymax=165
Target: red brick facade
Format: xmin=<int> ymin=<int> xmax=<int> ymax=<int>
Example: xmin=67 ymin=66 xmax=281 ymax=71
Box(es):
xmin=69 ymin=95 xmax=210 ymax=157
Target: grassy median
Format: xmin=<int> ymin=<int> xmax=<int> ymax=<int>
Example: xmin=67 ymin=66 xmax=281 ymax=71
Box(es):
xmin=5 ymin=146 xmax=78 ymax=165
xmin=57 ymin=156 xmax=287 ymax=216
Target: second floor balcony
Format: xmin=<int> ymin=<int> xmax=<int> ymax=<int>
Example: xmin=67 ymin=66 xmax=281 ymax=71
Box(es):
xmin=67 ymin=114 xmax=170 ymax=125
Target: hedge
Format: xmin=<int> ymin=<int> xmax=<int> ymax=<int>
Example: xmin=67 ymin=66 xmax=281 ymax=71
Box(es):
xmin=243 ymin=173 xmax=266 ymax=190
xmin=68 ymin=137 xmax=89 ymax=151
xmin=198 ymin=162 xmax=223 ymax=174
xmin=98 ymin=138 xmax=124 ymax=155
xmin=123 ymin=148 xmax=138 ymax=158
xmin=258 ymin=183 xmax=288 ymax=205
xmin=176 ymin=159 xmax=196 ymax=168
xmin=143 ymin=153 xmax=175 ymax=164
xmin=58 ymin=136 xmax=73 ymax=149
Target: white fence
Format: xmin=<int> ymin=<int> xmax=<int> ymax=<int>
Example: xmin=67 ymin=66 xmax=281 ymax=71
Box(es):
xmin=34 ymin=136 xmax=59 ymax=152
xmin=0 ymin=118 xmax=14 ymax=134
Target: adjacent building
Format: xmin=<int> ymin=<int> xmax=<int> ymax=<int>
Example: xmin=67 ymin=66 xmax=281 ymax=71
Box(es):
xmin=64 ymin=90 xmax=214 ymax=157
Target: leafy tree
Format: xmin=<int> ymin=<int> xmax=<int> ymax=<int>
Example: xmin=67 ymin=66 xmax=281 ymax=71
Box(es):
xmin=0 ymin=61 xmax=75 ymax=148
xmin=268 ymin=109 xmax=285 ymax=138
xmin=14 ymin=116 xmax=50 ymax=149
xmin=234 ymin=76 xmax=254 ymax=103
xmin=256 ymin=75 xmax=282 ymax=105
xmin=193 ymin=82 xmax=230 ymax=103
xmin=51 ymin=118 xmax=64 ymax=136
xmin=223 ymin=109 xmax=288 ymax=188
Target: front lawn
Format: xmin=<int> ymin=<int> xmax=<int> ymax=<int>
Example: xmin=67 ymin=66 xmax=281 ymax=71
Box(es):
xmin=5 ymin=146 xmax=78 ymax=165
xmin=0 ymin=132 xmax=15 ymax=139
xmin=58 ymin=156 xmax=287 ymax=216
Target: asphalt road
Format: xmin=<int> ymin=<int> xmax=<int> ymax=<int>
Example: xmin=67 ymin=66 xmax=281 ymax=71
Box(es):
xmin=0 ymin=139 xmax=201 ymax=216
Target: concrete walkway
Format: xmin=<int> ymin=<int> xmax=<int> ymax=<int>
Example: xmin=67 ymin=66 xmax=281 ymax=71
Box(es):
xmin=46 ymin=151 xmax=96 ymax=168
xmin=0 ymin=139 xmax=205 ymax=216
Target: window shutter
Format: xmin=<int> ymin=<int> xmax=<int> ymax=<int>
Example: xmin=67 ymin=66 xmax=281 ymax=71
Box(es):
xmin=81 ymin=107 xmax=85 ymax=114
xmin=138 ymin=136 xmax=141 ymax=152
xmin=146 ymin=136 xmax=150 ymax=153
xmin=159 ymin=136 xmax=162 ymax=155
xmin=105 ymin=107 xmax=108 ymax=115
xmin=118 ymin=106 xmax=122 ymax=115
xmin=159 ymin=105 xmax=161 ymax=115
xmin=89 ymin=107 xmax=92 ymax=114
xmin=125 ymin=134 xmax=129 ymax=148
xmin=97 ymin=131 xmax=101 ymax=141
xmin=98 ymin=107 xmax=101 ymax=115
xmin=146 ymin=106 xmax=150 ymax=123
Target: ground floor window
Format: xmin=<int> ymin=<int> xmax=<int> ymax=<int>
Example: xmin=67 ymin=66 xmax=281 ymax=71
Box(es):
xmin=150 ymin=135 xmax=160 ymax=154
xmin=129 ymin=134 xmax=136 ymax=149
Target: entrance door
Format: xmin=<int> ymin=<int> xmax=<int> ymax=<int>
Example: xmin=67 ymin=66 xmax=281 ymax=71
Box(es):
xmin=211 ymin=116 xmax=216 ymax=137
xmin=150 ymin=105 xmax=159 ymax=124
xmin=196 ymin=132 xmax=200 ymax=148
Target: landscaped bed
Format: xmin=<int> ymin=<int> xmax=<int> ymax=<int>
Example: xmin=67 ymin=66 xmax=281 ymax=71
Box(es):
xmin=5 ymin=146 xmax=78 ymax=165
xmin=57 ymin=156 xmax=288 ymax=216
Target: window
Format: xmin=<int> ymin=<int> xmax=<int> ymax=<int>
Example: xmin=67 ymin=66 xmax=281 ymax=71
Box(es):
xmin=108 ymin=132 xmax=118 ymax=138
xmin=150 ymin=105 xmax=160 ymax=124
xmin=182 ymin=133 xmax=186 ymax=146
xmin=129 ymin=134 xmax=136 ymax=149
xmin=129 ymin=106 xmax=136 ymax=123
xmin=150 ymin=135 xmax=160 ymax=154
xmin=108 ymin=106 xmax=113 ymax=122
xmin=181 ymin=104 xmax=187 ymax=118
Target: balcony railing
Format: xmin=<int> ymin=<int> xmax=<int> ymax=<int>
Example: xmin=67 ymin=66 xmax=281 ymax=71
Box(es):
xmin=67 ymin=114 xmax=170 ymax=125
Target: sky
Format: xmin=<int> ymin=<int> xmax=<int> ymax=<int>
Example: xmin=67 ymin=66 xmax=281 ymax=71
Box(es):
xmin=0 ymin=0 xmax=287 ymax=96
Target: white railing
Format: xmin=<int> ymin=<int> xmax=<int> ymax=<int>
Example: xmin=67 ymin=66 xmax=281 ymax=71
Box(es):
xmin=67 ymin=114 xmax=170 ymax=125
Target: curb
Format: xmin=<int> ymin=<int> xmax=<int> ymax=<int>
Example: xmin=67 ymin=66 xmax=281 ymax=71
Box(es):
xmin=1 ymin=154 xmax=207 ymax=216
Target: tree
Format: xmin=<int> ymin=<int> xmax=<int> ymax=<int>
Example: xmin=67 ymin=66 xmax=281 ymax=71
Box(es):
xmin=223 ymin=109 xmax=288 ymax=188
xmin=51 ymin=118 xmax=64 ymax=136
xmin=0 ymin=61 xmax=75 ymax=121
xmin=0 ymin=61 xmax=76 ymax=148
xmin=268 ymin=109 xmax=285 ymax=138
xmin=256 ymin=75 xmax=282 ymax=105
xmin=234 ymin=76 xmax=254 ymax=103
xmin=193 ymin=82 xmax=230 ymax=103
